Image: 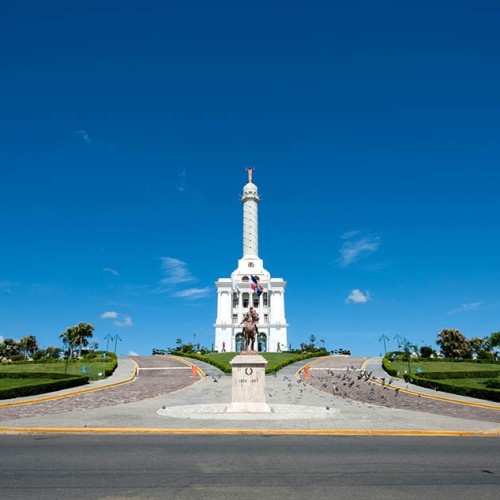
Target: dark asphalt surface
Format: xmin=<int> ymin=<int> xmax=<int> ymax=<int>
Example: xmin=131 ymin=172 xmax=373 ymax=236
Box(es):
xmin=0 ymin=435 xmax=498 ymax=499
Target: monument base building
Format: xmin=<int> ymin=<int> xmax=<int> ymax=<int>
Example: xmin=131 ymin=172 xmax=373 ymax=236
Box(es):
xmin=214 ymin=169 xmax=288 ymax=353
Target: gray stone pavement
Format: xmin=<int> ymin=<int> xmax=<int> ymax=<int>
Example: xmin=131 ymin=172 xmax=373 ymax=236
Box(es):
xmin=0 ymin=355 xmax=499 ymax=434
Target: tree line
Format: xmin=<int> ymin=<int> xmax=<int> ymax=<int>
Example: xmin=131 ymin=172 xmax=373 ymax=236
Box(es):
xmin=435 ymin=329 xmax=500 ymax=360
xmin=0 ymin=322 xmax=95 ymax=362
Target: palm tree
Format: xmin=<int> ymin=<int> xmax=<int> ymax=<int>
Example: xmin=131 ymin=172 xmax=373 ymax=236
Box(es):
xmin=19 ymin=335 xmax=38 ymax=360
xmin=60 ymin=323 xmax=95 ymax=358
xmin=73 ymin=323 xmax=95 ymax=357
xmin=60 ymin=326 xmax=78 ymax=359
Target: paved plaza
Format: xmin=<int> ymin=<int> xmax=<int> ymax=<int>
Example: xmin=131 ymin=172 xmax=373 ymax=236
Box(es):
xmin=0 ymin=355 xmax=498 ymax=434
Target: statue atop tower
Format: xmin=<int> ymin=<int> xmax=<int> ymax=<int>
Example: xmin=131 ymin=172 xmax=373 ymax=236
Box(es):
xmin=246 ymin=166 xmax=254 ymax=183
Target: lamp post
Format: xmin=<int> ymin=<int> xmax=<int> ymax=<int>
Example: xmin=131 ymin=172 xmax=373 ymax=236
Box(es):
xmin=394 ymin=334 xmax=403 ymax=351
xmin=379 ymin=334 xmax=390 ymax=355
xmin=104 ymin=334 xmax=113 ymax=352
xmin=113 ymin=334 xmax=122 ymax=354
xmin=402 ymin=337 xmax=413 ymax=374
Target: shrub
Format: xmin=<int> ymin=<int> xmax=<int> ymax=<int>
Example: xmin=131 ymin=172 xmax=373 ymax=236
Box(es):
xmin=484 ymin=377 xmax=500 ymax=389
xmin=382 ymin=357 xmax=399 ymax=377
xmin=403 ymin=372 xmax=500 ymax=402
xmin=0 ymin=373 xmax=89 ymax=400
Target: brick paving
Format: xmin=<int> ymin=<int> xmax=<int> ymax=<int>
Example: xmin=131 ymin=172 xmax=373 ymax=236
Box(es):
xmin=306 ymin=357 xmax=500 ymax=424
xmin=0 ymin=356 xmax=199 ymax=421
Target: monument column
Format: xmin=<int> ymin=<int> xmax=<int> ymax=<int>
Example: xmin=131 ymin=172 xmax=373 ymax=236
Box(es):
xmin=242 ymin=167 xmax=259 ymax=258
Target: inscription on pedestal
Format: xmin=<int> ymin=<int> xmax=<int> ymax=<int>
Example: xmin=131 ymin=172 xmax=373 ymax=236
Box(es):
xmin=225 ymin=354 xmax=271 ymax=413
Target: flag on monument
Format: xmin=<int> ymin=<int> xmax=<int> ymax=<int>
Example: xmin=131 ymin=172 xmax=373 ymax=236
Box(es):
xmin=250 ymin=275 xmax=263 ymax=296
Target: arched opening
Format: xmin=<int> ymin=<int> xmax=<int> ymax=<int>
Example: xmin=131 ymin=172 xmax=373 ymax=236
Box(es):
xmin=235 ymin=333 xmax=245 ymax=352
xmin=258 ymin=333 xmax=267 ymax=352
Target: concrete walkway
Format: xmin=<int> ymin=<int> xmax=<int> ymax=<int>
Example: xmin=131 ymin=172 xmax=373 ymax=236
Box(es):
xmin=0 ymin=356 xmax=499 ymax=435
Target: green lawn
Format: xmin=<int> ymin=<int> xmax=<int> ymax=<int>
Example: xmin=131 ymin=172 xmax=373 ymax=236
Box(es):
xmin=0 ymin=360 xmax=115 ymax=381
xmin=0 ymin=377 xmax=56 ymax=390
xmin=436 ymin=378 xmax=497 ymax=391
xmin=178 ymin=351 xmax=327 ymax=374
xmin=389 ymin=359 xmax=500 ymax=376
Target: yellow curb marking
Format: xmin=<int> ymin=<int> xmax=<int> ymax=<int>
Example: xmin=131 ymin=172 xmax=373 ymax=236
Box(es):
xmin=0 ymin=426 xmax=498 ymax=437
xmin=294 ymin=357 xmax=330 ymax=379
xmin=164 ymin=355 xmax=206 ymax=378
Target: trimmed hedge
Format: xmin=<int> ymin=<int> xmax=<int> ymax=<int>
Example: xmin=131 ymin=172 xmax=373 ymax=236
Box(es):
xmin=382 ymin=357 xmax=399 ymax=377
xmin=103 ymin=358 xmax=118 ymax=377
xmin=403 ymin=372 xmax=500 ymax=402
xmin=0 ymin=373 xmax=89 ymax=400
xmin=485 ymin=378 xmax=500 ymax=389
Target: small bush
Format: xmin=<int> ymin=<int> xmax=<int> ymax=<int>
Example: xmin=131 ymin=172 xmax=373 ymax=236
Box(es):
xmin=484 ymin=377 xmax=500 ymax=389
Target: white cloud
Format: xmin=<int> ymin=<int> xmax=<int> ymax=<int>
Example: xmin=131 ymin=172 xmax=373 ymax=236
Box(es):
xmin=448 ymin=302 xmax=482 ymax=315
xmin=173 ymin=287 xmax=211 ymax=300
xmin=128 ymin=350 xmax=139 ymax=356
xmin=103 ymin=267 xmax=119 ymax=276
xmin=345 ymin=289 xmax=370 ymax=304
xmin=101 ymin=311 xmax=133 ymax=327
xmin=160 ymin=257 xmax=195 ymax=285
xmin=337 ymin=232 xmax=381 ymax=267
xmin=114 ymin=315 xmax=133 ymax=327
xmin=100 ymin=311 xmax=119 ymax=319
xmin=0 ymin=335 xmax=4 ymax=343
xmin=76 ymin=129 xmax=92 ymax=145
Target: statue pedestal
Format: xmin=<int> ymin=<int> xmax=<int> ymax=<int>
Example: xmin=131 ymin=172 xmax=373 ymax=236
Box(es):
xmin=225 ymin=353 xmax=271 ymax=413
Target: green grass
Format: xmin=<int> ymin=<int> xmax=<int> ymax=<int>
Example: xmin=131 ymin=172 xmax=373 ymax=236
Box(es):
xmin=174 ymin=351 xmax=328 ymax=374
xmin=0 ymin=377 xmax=56 ymax=390
xmin=0 ymin=360 xmax=114 ymax=381
xmin=436 ymin=378 xmax=496 ymax=391
xmin=388 ymin=360 xmax=500 ymax=376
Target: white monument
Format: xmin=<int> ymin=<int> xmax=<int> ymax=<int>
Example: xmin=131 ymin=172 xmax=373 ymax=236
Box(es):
xmin=214 ymin=168 xmax=288 ymax=353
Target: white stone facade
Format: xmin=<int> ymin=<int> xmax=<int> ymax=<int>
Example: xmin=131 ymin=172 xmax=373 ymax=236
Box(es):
xmin=214 ymin=170 xmax=288 ymax=353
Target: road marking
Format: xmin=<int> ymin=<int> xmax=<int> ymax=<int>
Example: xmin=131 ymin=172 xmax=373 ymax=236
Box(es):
xmin=0 ymin=427 xmax=498 ymax=437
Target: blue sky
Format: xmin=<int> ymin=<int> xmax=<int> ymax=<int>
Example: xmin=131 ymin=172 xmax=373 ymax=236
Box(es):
xmin=1 ymin=1 xmax=499 ymax=356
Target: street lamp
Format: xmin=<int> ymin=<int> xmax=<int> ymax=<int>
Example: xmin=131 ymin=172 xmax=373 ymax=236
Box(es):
xmin=104 ymin=334 xmax=113 ymax=352
xmin=113 ymin=334 xmax=122 ymax=354
xmin=394 ymin=334 xmax=403 ymax=351
xmin=379 ymin=335 xmax=390 ymax=355
xmin=402 ymin=337 xmax=414 ymax=374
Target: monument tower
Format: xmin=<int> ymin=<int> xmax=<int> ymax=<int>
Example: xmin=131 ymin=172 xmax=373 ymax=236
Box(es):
xmin=214 ymin=168 xmax=288 ymax=352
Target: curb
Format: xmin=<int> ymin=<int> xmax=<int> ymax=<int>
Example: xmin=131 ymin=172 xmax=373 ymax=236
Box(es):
xmin=0 ymin=426 xmax=498 ymax=437
xmin=168 ymin=355 xmax=207 ymax=378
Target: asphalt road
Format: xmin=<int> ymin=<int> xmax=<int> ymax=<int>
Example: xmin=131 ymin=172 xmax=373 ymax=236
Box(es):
xmin=0 ymin=435 xmax=498 ymax=499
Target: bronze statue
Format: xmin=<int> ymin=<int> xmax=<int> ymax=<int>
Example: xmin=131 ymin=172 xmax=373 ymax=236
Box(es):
xmin=240 ymin=307 xmax=259 ymax=351
xmin=245 ymin=166 xmax=255 ymax=183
